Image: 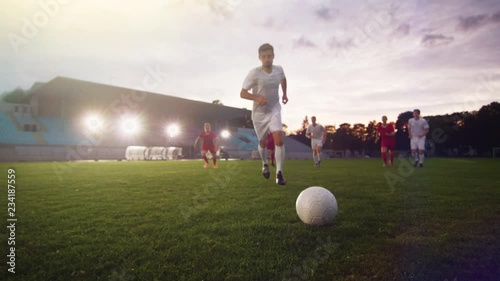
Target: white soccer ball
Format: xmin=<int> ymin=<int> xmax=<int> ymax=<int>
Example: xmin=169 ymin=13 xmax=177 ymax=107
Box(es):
xmin=296 ymin=186 xmax=338 ymax=226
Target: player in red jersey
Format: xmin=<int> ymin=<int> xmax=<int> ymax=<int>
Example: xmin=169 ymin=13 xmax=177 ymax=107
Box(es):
xmin=194 ymin=122 xmax=220 ymax=169
xmin=266 ymin=132 xmax=275 ymax=167
xmin=377 ymin=116 xmax=396 ymax=167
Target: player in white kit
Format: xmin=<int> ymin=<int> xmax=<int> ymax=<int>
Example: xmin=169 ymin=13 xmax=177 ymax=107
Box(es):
xmin=408 ymin=109 xmax=429 ymax=167
xmin=240 ymin=43 xmax=288 ymax=185
xmin=306 ymin=116 xmax=326 ymax=167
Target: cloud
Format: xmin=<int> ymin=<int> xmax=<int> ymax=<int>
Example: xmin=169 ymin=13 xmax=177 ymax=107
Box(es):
xmin=293 ymin=36 xmax=317 ymax=48
xmin=456 ymin=11 xmax=500 ymax=32
xmin=421 ymin=34 xmax=454 ymax=48
xmin=457 ymin=14 xmax=490 ymax=32
xmin=392 ymin=23 xmax=410 ymax=37
xmin=327 ymin=37 xmax=353 ymax=50
xmin=491 ymin=11 xmax=500 ymax=22
xmin=315 ymin=6 xmax=339 ymax=21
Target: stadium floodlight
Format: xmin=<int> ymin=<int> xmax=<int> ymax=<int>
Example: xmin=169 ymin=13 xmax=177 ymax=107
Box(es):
xmin=166 ymin=124 xmax=180 ymax=138
xmin=221 ymin=129 xmax=230 ymax=139
xmin=84 ymin=114 xmax=103 ymax=131
xmin=121 ymin=117 xmax=140 ymax=135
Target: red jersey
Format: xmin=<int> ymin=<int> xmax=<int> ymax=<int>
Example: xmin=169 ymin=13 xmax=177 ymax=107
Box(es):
xmin=378 ymin=123 xmax=395 ymax=143
xmin=199 ymin=131 xmax=218 ymax=150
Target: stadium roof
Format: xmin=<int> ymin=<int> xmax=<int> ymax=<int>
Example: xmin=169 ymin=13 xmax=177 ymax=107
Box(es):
xmin=31 ymin=76 xmax=251 ymax=120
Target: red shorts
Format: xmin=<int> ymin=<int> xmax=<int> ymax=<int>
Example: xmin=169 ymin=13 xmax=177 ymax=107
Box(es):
xmin=381 ymin=140 xmax=395 ymax=150
xmin=202 ymin=146 xmax=216 ymax=154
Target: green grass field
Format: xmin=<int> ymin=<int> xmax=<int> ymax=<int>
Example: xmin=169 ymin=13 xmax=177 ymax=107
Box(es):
xmin=1 ymin=158 xmax=499 ymax=281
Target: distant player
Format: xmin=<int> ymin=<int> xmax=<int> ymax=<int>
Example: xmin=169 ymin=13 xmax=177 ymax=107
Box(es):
xmin=408 ymin=109 xmax=429 ymax=167
xmin=240 ymin=43 xmax=288 ymax=185
xmin=377 ymin=116 xmax=396 ymax=167
xmin=306 ymin=116 xmax=326 ymax=167
xmin=194 ymin=122 xmax=220 ymax=169
xmin=266 ymin=132 xmax=275 ymax=167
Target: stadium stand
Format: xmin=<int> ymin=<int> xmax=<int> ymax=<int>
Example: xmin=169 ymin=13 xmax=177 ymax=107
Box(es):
xmin=0 ymin=76 xmax=311 ymax=162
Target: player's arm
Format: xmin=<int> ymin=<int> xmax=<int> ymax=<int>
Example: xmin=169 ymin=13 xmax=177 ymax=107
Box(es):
xmin=240 ymin=89 xmax=265 ymax=106
xmin=194 ymin=137 xmax=200 ymax=149
xmin=420 ymin=124 xmax=429 ymax=138
xmin=305 ymin=126 xmax=311 ymax=138
xmin=214 ymin=136 xmax=220 ymax=151
xmin=407 ymin=121 xmax=412 ymax=139
xmin=386 ymin=125 xmax=396 ymax=136
xmin=281 ymin=77 xmax=288 ymax=104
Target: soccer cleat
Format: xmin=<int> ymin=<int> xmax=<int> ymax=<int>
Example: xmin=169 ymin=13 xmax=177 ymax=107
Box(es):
xmin=413 ymin=160 xmax=419 ymax=167
xmin=317 ymin=160 xmax=321 ymax=168
xmin=276 ymin=171 xmax=286 ymax=185
xmin=383 ymin=163 xmax=387 ymax=167
xmin=262 ymin=164 xmax=270 ymax=179
xmin=213 ymin=164 xmax=218 ymax=169
xmin=419 ymin=163 xmax=423 ymax=168
xmin=203 ymin=163 xmax=209 ymax=168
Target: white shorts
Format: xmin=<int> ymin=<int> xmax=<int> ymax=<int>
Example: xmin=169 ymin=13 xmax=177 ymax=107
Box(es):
xmin=253 ymin=107 xmax=282 ymax=141
xmin=410 ymin=137 xmax=426 ymax=150
xmin=311 ymin=139 xmax=323 ymax=149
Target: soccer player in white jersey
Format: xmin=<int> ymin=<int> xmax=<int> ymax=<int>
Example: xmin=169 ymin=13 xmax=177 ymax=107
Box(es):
xmin=240 ymin=43 xmax=288 ymax=185
xmin=306 ymin=116 xmax=326 ymax=167
xmin=408 ymin=109 xmax=429 ymax=167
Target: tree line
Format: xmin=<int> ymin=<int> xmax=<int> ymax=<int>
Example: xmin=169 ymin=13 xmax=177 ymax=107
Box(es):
xmin=288 ymin=102 xmax=500 ymax=157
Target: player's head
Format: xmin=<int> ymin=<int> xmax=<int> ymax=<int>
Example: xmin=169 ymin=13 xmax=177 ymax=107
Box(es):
xmin=311 ymin=116 xmax=317 ymax=125
xmin=258 ymin=43 xmax=274 ymax=68
xmin=413 ymin=109 xmax=421 ymax=119
xmin=382 ymin=116 xmax=387 ymax=123
xmin=204 ymin=122 xmax=211 ymax=132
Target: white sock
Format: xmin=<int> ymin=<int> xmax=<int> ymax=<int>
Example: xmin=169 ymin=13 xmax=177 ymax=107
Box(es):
xmin=317 ymin=151 xmax=321 ymax=161
xmin=312 ymin=152 xmax=317 ymax=163
xmin=275 ymin=145 xmax=284 ymax=173
xmin=419 ymin=153 xmax=425 ymax=164
xmin=258 ymin=146 xmax=268 ymax=165
xmin=412 ymin=152 xmax=419 ymax=162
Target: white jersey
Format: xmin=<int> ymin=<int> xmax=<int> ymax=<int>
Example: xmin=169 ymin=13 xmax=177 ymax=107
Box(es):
xmin=306 ymin=124 xmax=325 ymax=140
xmin=408 ymin=117 xmax=429 ymax=138
xmin=242 ymin=65 xmax=286 ymax=121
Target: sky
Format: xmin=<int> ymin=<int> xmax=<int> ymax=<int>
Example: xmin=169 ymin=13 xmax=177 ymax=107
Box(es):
xmin=1 ymin=0 xmax=499 ymax=130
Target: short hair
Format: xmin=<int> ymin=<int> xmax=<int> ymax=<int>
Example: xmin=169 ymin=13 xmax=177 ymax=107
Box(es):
xmin=413 ymin=109 xmax=421 ymax=114
xmin=204 ymin=122 xmax=211 ymax=127
xmin=382 ymin=115 xmax=387 ymax=119
xmin=311 ymin=116 xmax=316 ymax=119
xmin=258 ymin=43 xmax=274 ymax=55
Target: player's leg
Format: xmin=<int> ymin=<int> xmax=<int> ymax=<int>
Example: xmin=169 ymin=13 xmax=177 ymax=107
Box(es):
xmin=211 ymin=149 xmax=218 ymax=168
xmin=381 ymin=146 xmax=387 ymax=167
xmin=201 ymin=150 xmax=209 ymax=168
xmin=418 ymin=138 xmax=425 ymax=167
xmin=410 ymin=139 xmax=419 ymax=167
xmin=272 ymin=130 xmax=286 ymax=185
xmin=316 ymin=144 xmax=322 ymax=167
xmin=388 ymin=142 xmax=395 ymax=166
xmin=311 ymin=145 xmax=317 ymax=165
xmin=259 ymin=138 xmax=270 ymax=178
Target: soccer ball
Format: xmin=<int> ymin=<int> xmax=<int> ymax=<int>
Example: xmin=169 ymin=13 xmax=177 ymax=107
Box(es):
xmin=296 ymin=186 xmax=338 ymax=226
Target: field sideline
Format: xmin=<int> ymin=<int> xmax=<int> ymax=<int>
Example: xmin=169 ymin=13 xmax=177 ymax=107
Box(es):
xmin=1 ymin=158 xmax=499 ymax=281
